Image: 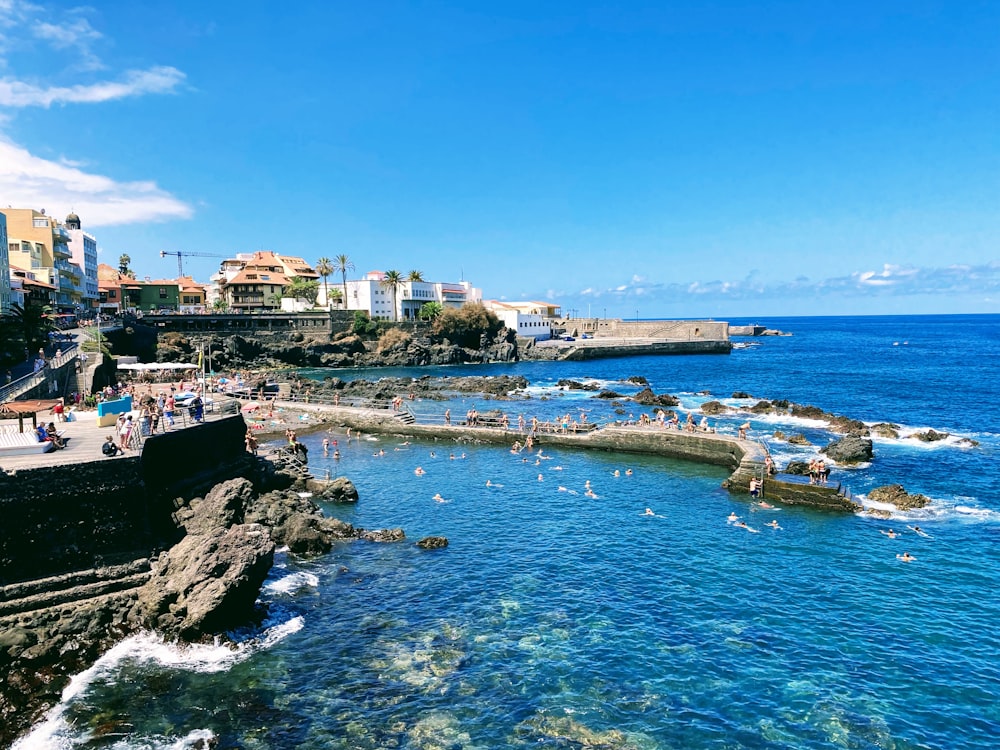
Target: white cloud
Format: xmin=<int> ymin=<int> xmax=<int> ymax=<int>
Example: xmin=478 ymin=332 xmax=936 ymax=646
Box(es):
xmin=0 ymin=139 xmax=193 ymax=225
xmin=0 ymin=65 xmax=185 ymax=107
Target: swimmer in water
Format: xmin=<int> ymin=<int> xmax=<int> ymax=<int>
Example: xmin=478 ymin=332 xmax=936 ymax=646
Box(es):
xmin=625 ymin=469 xmax=633 ymax=476
xmin=429 ymin=451 xmax=436 ymax=458
xmin=537 ymin=474 xmax=544 ymax=482
xmin=558 ymin=486 xmax=569 ymax=492
xmin=908 ymin=525 xmax=932 ymax=538
xmin=585 ymin=480 xmax=592 ymax=490
xmin=881 ymin=529 xmax=898 ymax=539
xmin=644 ymin=508 xmax=655 ymax=516
xmin=414 ymin=467 xmax=425 ymax=476
xmin=758 ymin=501 xmax=774 ymax=509
xmin=613 ymin=469 xmax=621 ymax=477
xmin=727 ymin=512 xmax=739 ymax=523
xmin=736 ymin=521 xmax=759 ymax=533
xmin=585 ymin=489 xmax=598 ymax=498
xmin=333 ymin=449 xmax=340 ymax=459
xmin=765 ymin=520 xmax=782 ymax=530
xmin=432 ymin=493 xmax=447 ymax=503
xmin=897 ymin=552 xmax=916 ymax=562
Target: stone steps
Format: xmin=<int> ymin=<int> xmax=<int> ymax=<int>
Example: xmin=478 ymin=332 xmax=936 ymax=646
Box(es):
xmin=0 ymin=559 xmax=151 ymax=619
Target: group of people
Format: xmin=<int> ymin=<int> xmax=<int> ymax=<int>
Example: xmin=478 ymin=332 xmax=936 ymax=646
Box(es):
xmin=35 ymin=422 xmax=66 ymax=449
xmin=807 ymin=458 xmax=830 ymax=484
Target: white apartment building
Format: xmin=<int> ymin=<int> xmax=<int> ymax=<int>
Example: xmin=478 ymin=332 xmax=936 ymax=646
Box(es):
xmin=322 ymin=271 xmax=483 ymax=321
xmin=65 ymin=213 xmax=99 ymax=312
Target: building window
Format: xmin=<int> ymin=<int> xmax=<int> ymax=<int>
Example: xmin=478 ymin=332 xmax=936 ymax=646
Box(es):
xmin=33 ymin=218 xmax=48 ymax=228
xmin=159 ymin=287 xmax=167 ymax=299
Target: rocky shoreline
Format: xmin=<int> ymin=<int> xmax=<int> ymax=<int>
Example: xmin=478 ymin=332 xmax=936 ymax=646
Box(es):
xmin=0 ymin=449 xmax=419 ymax=748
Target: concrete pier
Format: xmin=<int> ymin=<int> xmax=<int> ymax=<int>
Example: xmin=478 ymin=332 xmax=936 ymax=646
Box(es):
xmin=267 ymin=400 xmax=859 ymax=512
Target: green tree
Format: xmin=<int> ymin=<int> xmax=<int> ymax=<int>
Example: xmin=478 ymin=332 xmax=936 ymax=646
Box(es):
xmin=212 ymin=298 xmax=230 ymax=313
xmin=327 ymin=287 xmax=343 ymax=308
xmin=334 ymin=254 xmax=355 ymax=311
xmin=118 ymin=254 xmax=131 ymax=275
xmin=419 ymin=301 xmax=443 ymax=321
xmin=316 ymin=256 xmax=334 ymax=308
xmin=431 ymin=302 xmax=502 ymax=348
xmin=380 ymin=269 xmax=403 ymax=322
xmin=407 ymin=270 xmax=424 ymax=282
xmin=284 ymin=277 xmax=320 ymax=305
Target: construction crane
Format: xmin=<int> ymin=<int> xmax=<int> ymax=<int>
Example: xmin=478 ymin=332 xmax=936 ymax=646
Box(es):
xmin=160 ymin=250 xmax=226 ymax=277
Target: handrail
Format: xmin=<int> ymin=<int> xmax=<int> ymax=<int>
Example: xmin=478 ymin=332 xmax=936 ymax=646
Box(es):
xmin=0 ymin=344 xmax=78 ymax=404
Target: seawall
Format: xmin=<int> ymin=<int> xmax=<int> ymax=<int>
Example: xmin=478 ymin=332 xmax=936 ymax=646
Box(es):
xmin=0 ymin=415 xmax=254 ymax=588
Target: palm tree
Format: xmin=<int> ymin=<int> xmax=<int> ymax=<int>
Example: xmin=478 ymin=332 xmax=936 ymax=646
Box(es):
xmin=285 ymin=277 xmax=319 ymax=305
xmin=419 ymin=301 xmax=443 ymax=321
xmin=118 ymin=254 xmax=132 ymax=276
xmin=380 ymin=270 xmax=403 ymax=322
xmin=327 ymin=288 xmax=343 ymax=308
xmin=407 ymin=270 xmax=424 ymax=282
xmin=334 ymin=254 xmax=355 ymax=311
xmin=316 ymin=257 xmax=334 ymax=309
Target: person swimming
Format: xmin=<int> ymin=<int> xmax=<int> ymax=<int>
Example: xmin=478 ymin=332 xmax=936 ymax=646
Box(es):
xmin=908 ymin=525 xmax=932 ymax=538
xmin=765 ymin=520 xmax=782 ymax=529
xmin=625 ymin=469 xmax=633 ymax=476
xmin=881 ymin=529 xmax=898 ymax=539
xmin=758 ymin=501 xmax=774 ymax=509
xmin=897 ymin=552 xmax=916 ymax=562
xmin=432 ymin=493 xmax=447 ymax=503
xmin=613 ymin=469 xmax=621 ymax=477
xmin=727 ymin=512 xmax=739 ymax=523
xmin=414 ymin=467 xmax=425 ymax=475
xmin=644 ymin=508 xmax=655 ymax=516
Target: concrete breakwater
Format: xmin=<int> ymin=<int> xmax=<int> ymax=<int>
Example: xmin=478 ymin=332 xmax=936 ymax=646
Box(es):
xmin=277 ymin=401 xmax=860 ymax=512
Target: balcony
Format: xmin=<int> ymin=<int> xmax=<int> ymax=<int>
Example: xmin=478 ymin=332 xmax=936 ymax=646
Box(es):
xmin=52 ymin=226 xmax=71 ymax=243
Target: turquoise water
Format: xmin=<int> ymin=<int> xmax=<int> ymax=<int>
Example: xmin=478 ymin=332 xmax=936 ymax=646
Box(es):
xmin=17 ymin=315 xmax=1000 ymax=749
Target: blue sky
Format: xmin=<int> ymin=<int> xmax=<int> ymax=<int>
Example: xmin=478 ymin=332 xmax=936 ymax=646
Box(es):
xmin=1 ymin=1 xmax=998 ymax=318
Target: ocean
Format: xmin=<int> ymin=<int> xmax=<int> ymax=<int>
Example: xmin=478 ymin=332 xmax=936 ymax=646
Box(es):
xmin=15 ymin=314 xmax=1000 ymax=749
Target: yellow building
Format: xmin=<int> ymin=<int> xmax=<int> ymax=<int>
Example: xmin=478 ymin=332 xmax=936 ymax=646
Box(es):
xmin=5 ymin=208 xmax=84 ymax=312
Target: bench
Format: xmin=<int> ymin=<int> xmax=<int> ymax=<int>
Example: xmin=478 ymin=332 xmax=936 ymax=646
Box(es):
xmin=0 ymin=431 xmax=55 ymax=455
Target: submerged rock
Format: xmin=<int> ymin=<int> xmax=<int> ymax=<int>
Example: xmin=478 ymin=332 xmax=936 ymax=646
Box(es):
xmin=417 ymin=536 xmax=449 ymax=549
xmin=788 ymin=433 xmax=812 ymax=446
xmin=910 ymin=429 xmax=949 ymax=442
xmin=871 ymin=423 xmax=900 ymax=439
xmin=700 ymin=400 xmax=727 ymax=415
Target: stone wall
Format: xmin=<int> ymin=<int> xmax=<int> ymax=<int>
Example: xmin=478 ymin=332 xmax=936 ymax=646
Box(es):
xmin=554 ymin=318 xmax=729 ymax=341
xmin=0 ymin=415 xmax=254 ymax=586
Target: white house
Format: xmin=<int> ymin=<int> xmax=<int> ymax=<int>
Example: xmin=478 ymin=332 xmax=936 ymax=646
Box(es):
xmin=483 ymin=301 xmax=557 ymax=340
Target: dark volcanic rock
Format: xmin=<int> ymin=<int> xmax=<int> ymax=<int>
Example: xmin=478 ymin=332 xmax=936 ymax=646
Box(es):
xmin=783 ymin=461 xmax=811 ymax=475
xmin=787 ymin=434 xmax=812 ymax=446
xmin=359 ymin=528 xmax=406 ymax=543
xmin=750 ymin=400 xmax=773 ymax=414
xmin=700 ymin=400 xmax=727 ymax=415
xmin=139 ymin=524 xmax=275 ymax=639
xmin=306 ymin=476 xmax=359 ymax=503
xmin=595 ymin=390 xmax=624 ymax=399
xmin=416 ymin=536 xmax=449 ymax=549
xmin=871 ymin=423 xmax=900 ymax=439
xmin=910 ymin=429 xmax=949 ymax=442
xmin=821 ymin=434 xmax=874 ymax=464
xmin=867 ymin=484 xmax=930 ymax=509
xmin=176 ymin=478 xmax=255 ymax=535
xmin=632 ymin=388 xmax=679 ymax=407
xmin=732 ymin=391 xmax=753 ymax=399
xmin=790 ymin=404 xmax=827 ymax=420
xmin=827 ymin=416 xmax=870 ymax=435
xmin=625 ymin=376 xmax=648 ymax=385
xmin=557 ymin=379 xmax=599 ymax=391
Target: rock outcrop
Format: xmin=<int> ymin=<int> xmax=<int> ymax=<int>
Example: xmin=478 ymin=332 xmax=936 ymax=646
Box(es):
xmin=632 ymin=388 xmax=679 ymax=407
xmin=821 ymin=435 xmax=874 ymax=464
xmin=867 ymin=484 xmax=930 ymax=509
xmin=416 ymin=536 xmax=449 ymax=549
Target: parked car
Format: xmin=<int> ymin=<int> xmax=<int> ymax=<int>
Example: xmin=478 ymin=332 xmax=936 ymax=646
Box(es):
xmin=581 ymin=333 xmax=592 ymax=339
xmin=561 ymin=335 xmax=576 ymax=341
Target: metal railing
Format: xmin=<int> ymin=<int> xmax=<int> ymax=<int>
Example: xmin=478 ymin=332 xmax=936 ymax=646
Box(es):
xmin=0 ymin=343 xmax=79 ymax=404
